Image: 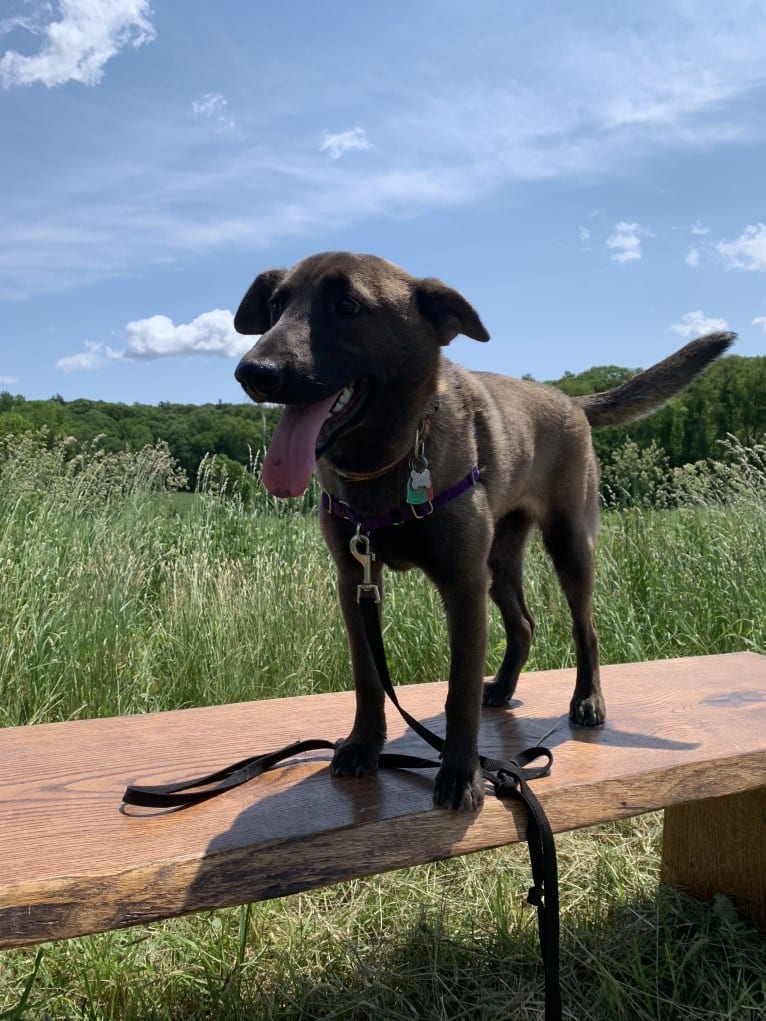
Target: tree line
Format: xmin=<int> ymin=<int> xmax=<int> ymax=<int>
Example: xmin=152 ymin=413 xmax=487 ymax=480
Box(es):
xmin=1 ymin=352 xmax=764 ymax=494
xmin=550 ymin=353 xmax=766 ymax=467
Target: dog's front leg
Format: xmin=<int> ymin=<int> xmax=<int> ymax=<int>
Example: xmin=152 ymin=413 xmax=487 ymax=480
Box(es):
xmin=329 ymin=554 xmax=387 ymax=778
xmin=432 ymin=569 xmax=490 ymax=811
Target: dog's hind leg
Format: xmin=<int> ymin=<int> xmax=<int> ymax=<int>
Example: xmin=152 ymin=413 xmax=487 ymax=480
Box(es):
xmin=484 ymin=510 xmax=535 ymax=707
xmin=542 ymin=513 xmax=605 ymax=726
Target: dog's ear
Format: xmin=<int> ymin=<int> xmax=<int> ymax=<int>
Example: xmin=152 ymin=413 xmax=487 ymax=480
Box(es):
xmin=415 ymin=278 xmax=490 ymax=345
xmin=234 ymin=269 xmax=286 ymax=335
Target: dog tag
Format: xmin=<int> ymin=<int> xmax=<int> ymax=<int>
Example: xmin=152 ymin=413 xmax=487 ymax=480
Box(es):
xmin=406 ymin=479 xmax=431 ymax=505
xmin=409 ymin=466 xmax=432 ymax=490
xmin=406 ymin=465 xmax=434 ymax=505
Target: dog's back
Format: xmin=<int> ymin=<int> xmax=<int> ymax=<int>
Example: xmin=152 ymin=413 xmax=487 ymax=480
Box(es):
xmin=453 ymin=330 xmax=735 ymax=527
xmin=448 ymin=365 xmax=594 ymax=525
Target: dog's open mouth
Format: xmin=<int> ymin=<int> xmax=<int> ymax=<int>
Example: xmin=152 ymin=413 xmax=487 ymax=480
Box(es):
xmin=316 ymin=380 xmax=369 ymax=456
xmin=261 ymin=380 xmax=368 ymax=498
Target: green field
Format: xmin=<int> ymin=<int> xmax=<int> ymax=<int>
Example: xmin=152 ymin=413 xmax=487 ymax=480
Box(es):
xmin=1 ymin=433 xmax=765 ymax=1019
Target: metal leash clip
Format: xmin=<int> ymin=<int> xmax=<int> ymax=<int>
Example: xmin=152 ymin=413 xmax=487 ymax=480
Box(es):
xmin=349 ymin=526 xmax=381 ymax=603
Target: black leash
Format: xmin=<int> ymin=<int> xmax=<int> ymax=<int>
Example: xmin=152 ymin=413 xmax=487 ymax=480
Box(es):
xmin=355 ymin=599 xmax=562 ymax=1021
xmin=123 ymin=601 xmax=562 ymax=1021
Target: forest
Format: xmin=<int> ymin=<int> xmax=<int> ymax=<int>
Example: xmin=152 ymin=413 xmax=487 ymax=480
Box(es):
xmin=1 ymin=352 xmax=764 ymax=498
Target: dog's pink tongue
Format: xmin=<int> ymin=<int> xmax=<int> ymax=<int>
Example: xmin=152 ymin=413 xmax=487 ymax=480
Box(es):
xmin=262 ymin=393 xmax=340 ymax=498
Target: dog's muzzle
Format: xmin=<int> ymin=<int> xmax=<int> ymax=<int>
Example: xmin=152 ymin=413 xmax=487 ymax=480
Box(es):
xmin=234 ymin=358 xmax=283 ymax=402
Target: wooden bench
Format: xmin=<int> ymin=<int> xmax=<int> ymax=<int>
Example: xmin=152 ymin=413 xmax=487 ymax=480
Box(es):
xmin=1 ymin=651 xmax=765 ymax=948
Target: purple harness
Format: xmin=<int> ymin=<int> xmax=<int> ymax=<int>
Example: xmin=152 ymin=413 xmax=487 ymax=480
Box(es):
xmin=321 ymin=464 xmax=481 ymax=534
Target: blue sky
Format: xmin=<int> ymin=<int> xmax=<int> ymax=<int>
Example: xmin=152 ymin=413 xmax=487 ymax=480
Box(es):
xmin=1 ymin=0 xmax=765 ymax=406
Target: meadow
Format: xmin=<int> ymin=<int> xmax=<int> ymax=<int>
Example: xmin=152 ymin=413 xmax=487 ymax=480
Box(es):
xmin=1 ymin=431 xmax=765 ymax=1020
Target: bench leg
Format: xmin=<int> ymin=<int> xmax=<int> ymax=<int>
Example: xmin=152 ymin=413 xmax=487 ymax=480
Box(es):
xmin=661 ymin=786 xmax=766 ymax=929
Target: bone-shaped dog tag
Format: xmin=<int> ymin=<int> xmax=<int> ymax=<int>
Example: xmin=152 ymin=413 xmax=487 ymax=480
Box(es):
xmin=410 ymin=467 xmax=431 ymax=490
xmin=406 ymin=465 xmax=434 ymax=505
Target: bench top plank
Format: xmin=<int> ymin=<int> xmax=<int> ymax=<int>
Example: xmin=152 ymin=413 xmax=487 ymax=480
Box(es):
xmin=1 ymin=651 xmax=765 ymax=947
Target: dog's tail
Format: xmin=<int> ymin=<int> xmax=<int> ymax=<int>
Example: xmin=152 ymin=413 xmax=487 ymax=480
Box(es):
xmin=577 ymin=332 xmax=735 ymax=428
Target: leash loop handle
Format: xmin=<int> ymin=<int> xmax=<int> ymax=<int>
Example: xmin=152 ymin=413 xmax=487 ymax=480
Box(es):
xmin=122 ymin=738 xmax=337 ymax=809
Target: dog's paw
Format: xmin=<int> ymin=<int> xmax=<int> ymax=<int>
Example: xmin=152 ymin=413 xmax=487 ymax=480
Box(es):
xmin=482 ymin=680 xmax=512 ymax=708
xmin=330 ymin=738 xmax=380 ymax=778
xmin=569 ymin=694 xmax=606 ymax=727
xmin=433 ymin=763 xmax=485 ymax=811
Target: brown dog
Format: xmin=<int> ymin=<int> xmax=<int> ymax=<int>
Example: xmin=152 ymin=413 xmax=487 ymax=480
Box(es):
xmin=233 ymin=252 xmax=733 ymax=810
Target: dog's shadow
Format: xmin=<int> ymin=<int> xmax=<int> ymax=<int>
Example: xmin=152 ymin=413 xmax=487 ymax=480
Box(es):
xmin=476 ymin=697 xmax=700 ymax=756
xmin=171 ymin=720 xmax=466 ymax=920
xmin=173 ymin=699 xmax=698 ymax=919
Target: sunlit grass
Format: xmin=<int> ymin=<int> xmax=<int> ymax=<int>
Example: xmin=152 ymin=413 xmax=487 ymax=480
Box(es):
xmin=1 ymin=432 xmax=765 ymax=1019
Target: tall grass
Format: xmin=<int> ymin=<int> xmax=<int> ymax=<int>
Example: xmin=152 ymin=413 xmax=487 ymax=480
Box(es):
xmin=1 ymin=432 xmax=765 ymax=1019
xmin=2 ymin=432 xmax=763 ymax=727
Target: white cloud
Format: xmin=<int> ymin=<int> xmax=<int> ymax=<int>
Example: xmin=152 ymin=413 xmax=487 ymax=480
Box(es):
xmin=753 ymin=316 xmax=766 ymax=332
xmin=686 ymin=247 xmax=700 ymax=267
xmin=320 ymin=126 xmax=372 ymax=160
xmin=0 ymin=6 xmax=51 ymax=37
xmin=690 ymin=221 xmax=711 ymax=236
xmin=121 ymin=309 xmax=246 ymax=359
xmin=606 ymin=221 xmax=653 ymax=263
xmin=578 ymin=225 xmax=591 ymax=250
xmin=671 ymin=310 xmax=729 ymax=338
xmin=715 ymin=223 xmax=766 ymax=271
xmin=57 ymin=309 xmax=250 ymax=371
xmin=191 ymin=92 xmax=234 ymax=133
xmin=0 ymin=0 xmax=155 ymax=88
xmin=5 ymin=7 xmax=766 ymax=298
xmin=192 ymin=93 xmax=224 ymax=118
xmin=56 ymin=340 xmax=108 ymax=372
xmin=0 ymin=374 xmax=18 ymax=384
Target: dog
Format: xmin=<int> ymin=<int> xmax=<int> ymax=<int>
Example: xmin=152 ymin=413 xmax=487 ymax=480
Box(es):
xmin=233 ymin=251 xmax=733 ymax=811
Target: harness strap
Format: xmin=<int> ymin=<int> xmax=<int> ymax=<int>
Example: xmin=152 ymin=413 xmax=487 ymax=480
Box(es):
xmin=321 ymin=464 xmax=481 ymax=532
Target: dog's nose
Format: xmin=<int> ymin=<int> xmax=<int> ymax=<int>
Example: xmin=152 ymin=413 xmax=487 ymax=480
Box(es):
xmin=235 ymin=359 xmax=283 ymax=397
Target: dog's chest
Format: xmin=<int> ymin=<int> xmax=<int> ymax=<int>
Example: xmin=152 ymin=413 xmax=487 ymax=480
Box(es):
xmin=363 ymin=519 xmax=444 ymax=574
xmin=376 ymin=547 xmax=416 ymax=573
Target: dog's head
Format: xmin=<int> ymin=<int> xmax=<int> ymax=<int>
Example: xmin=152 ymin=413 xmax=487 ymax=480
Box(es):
xmin=233 ymin=252 xmax=489 ymax=496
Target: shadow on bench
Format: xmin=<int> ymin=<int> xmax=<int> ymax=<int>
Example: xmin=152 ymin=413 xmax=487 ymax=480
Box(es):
xmin=1 ymin=651 xmax=764 ymax=949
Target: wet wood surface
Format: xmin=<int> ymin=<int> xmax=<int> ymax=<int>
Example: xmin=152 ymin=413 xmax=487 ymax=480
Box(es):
xmin=1 ymin=651 xmax=765 ymax=946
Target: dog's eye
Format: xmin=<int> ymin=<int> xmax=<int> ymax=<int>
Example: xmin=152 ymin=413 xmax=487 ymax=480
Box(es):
xmin=268 ymin=298 xmax=283 ymax=324
xmin=337 ymin=295 xmax=362 ymax=316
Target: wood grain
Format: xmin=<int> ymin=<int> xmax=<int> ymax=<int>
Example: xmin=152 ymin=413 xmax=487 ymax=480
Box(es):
xmin=662 ymin=786 xmax=766 ymax=928
xmin=1 ymin=651 xmax=765 ymax=947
